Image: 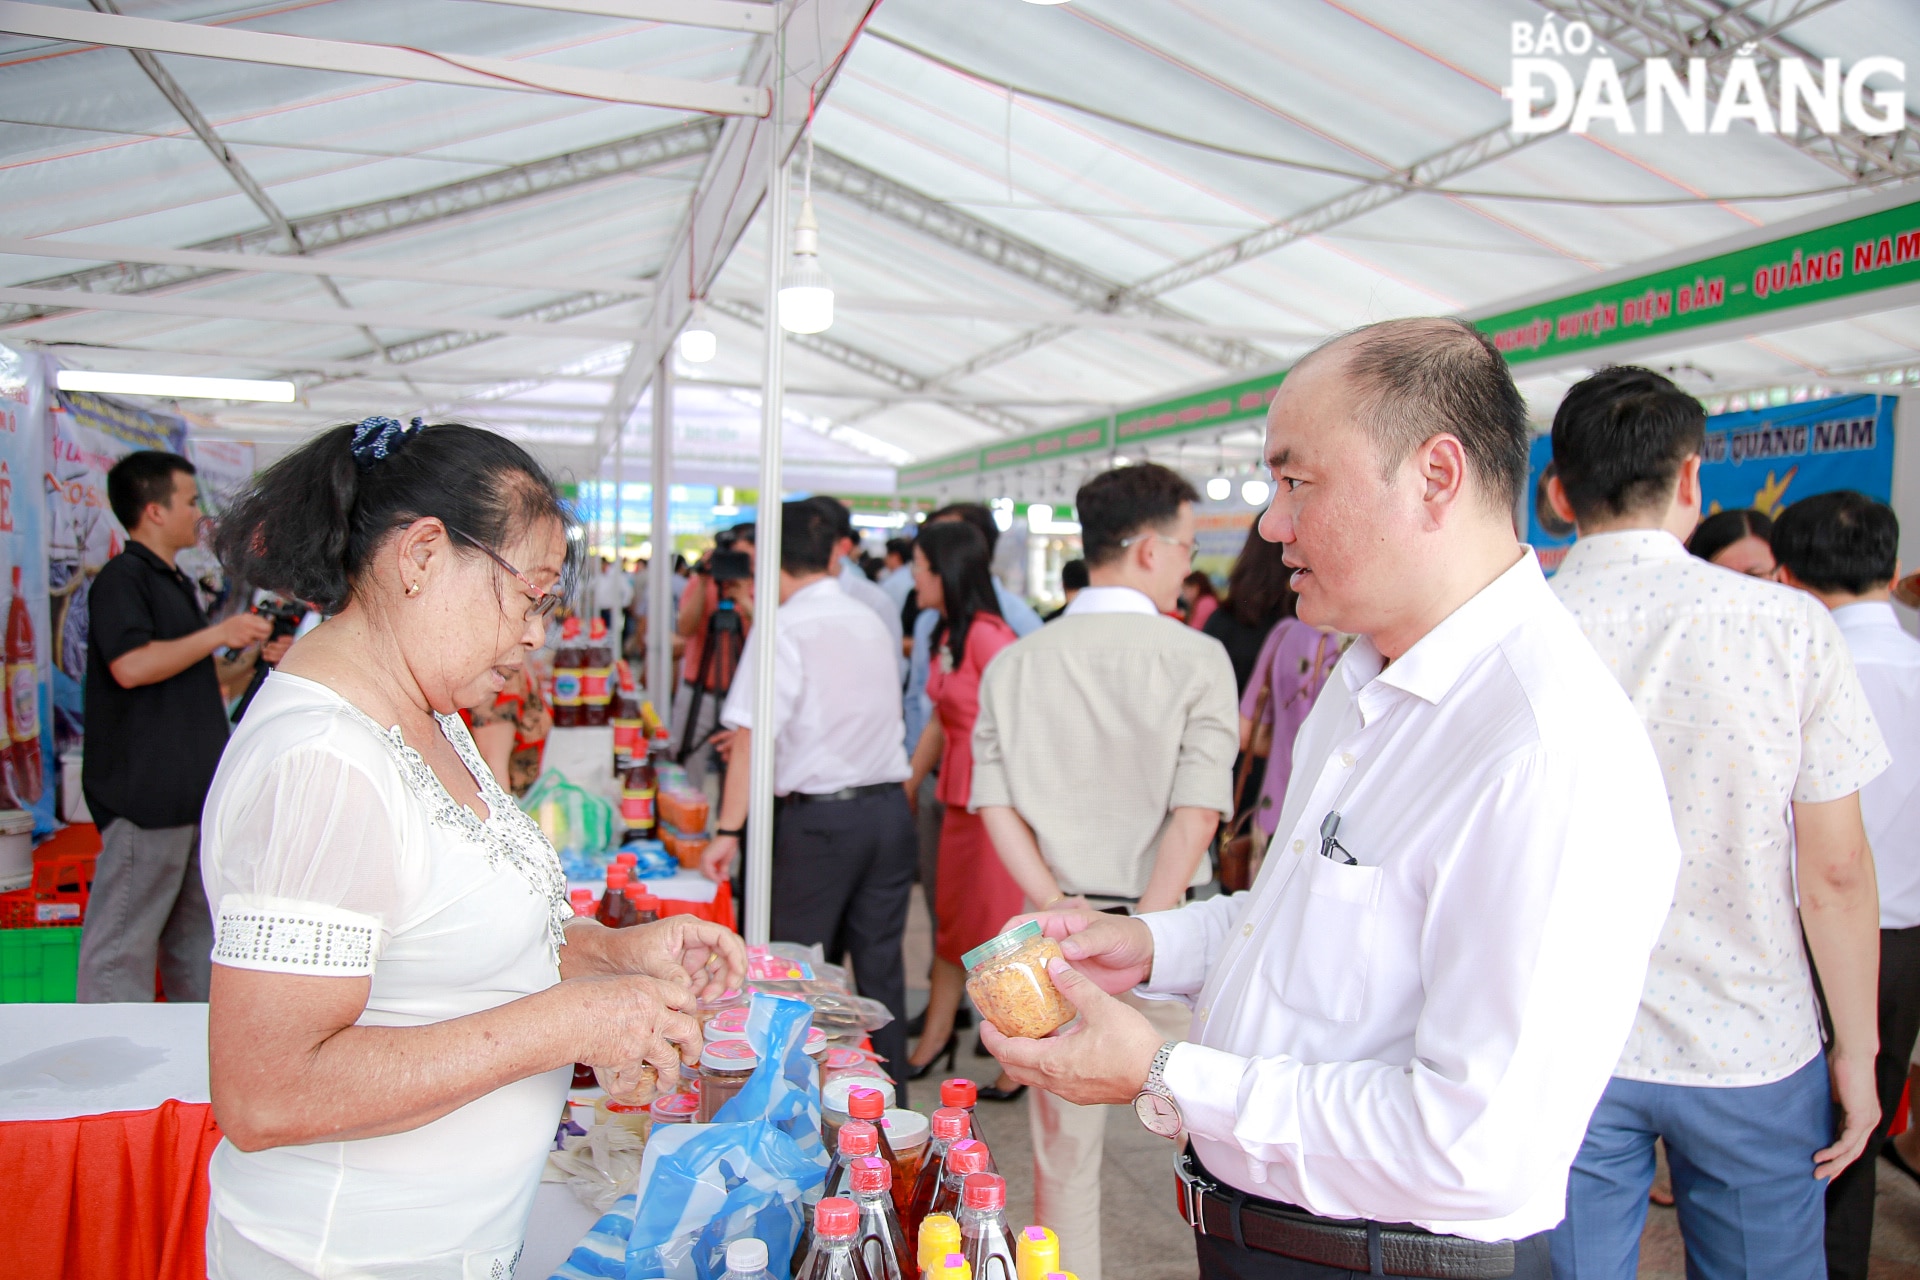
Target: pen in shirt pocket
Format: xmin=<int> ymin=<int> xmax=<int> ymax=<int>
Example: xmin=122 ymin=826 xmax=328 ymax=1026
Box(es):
xmin=1318 ymin=810 xmax=1358 ymax=865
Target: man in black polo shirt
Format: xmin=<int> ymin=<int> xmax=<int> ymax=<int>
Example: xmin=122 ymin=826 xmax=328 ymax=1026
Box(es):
xmin=79 ymin=451 xmax=285 ymax=1002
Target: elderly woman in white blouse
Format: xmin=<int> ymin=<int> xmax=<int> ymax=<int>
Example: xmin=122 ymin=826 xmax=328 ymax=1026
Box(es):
xmin=201 ymin=417 xmax=742 ymax=1279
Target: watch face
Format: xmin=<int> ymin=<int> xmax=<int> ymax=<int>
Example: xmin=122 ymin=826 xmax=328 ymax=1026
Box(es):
xmin=1134 ymin=1091 xmax=1182 ymax=1138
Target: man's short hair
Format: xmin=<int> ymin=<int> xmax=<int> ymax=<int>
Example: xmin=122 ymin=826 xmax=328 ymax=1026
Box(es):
xmin=107 ymin=450 xmax=195 ymax=532
xmin=1305 ymin=317 xmax=1530 ymax=510
xmin=885 ymin=536 xmax=914 ymax=562
xmin=781 ymin=499 xmax=838 ymax=575
xmin=1551 ymin=366 xmax=1707 ymax=523
xmin=929 ymin=503 xmax=1000 ymax=558
xmin=1772 ymin=490 xmax=1899 ymax=595
xmin=1060 ymin=558 xmax=1089 ymax=592
xmin=1076 ymin=463 xmax=1198 ymax=568
xmin=808 ymin=495 xmax=855 ymax=544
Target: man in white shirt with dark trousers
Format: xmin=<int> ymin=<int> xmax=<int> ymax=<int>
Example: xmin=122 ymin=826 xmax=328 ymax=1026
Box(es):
xmin=702 ymin=499 xmax=917 ymax=1088
xmin=1771 ymin=489 xmax=1919 ymax=1280
xmin=980 ymin=317 xmax=1682 ymax=1280
xmin=1546 ymin=369 xmax=1886 ymax=1280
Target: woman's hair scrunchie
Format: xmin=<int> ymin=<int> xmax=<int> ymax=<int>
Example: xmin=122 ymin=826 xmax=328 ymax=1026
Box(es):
xmin=350 ymin=415 xmax=425 ymax=470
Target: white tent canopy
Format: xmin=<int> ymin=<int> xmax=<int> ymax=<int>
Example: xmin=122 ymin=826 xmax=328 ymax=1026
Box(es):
xmin=3 ymin=0 xmax=1919 ymax=488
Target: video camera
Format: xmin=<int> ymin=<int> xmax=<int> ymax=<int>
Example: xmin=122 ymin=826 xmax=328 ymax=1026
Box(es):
xmin=250 ymin=594 xmax=307 ymax=642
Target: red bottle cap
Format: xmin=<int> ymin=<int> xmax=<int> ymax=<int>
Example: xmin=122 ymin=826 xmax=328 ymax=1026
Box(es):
xmin=961 ymin=1172 xmax=1006 ymax=1211
xmin=616 ymin=851 xmax=639 ymax=868
xmin=606 ymin=865 xmax=630 ymax=888
xmin=946 ymin=1139 xmax=989 ymax=1176
xmin=850 ymin=1156 xmax=891 ymax=1195
xmin=836 ymin=1119 xmax=878 ymax=1157
xmin=941 ymin=1078 xmax=977 ymax=1110
xmin=931 ymin=1107 xmax=971 ymax=1141
xmin=625 ymin=888 xmax=660 ymax=912
xmin=847 ymin=1086 xmax=885 ymax=1120
xmin=815 ymin=1197 xmax=858 ymax=1236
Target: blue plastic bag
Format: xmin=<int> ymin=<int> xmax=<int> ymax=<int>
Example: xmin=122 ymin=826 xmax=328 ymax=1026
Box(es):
xmin=620 ymin=995 xmax=828 ymax=1280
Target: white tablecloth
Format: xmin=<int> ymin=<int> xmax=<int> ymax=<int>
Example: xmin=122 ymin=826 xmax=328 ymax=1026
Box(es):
xmin=0 ymin=1002 xmax=209 ymax=1122
xmin=0 ymin=1003 xmax=601 ymax=1278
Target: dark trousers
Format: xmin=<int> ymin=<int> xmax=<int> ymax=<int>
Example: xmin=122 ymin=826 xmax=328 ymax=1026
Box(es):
xmin=1196 ymin=1228 xmax=1552 ymax=1279
xmin=770 ymin=787 xmax=917 ymax=1098
xmin=1825 ymin=923 xmax=1920 ymax=1280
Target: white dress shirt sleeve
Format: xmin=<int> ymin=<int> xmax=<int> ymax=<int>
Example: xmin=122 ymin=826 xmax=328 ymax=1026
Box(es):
xmin=1140 ymin=893 xmax=1246 ymax=998
xmin=1792 ymin=601 xmax=1892 ymax=803
xmin=1163 ymin=740 xmax=1678 ymax=1224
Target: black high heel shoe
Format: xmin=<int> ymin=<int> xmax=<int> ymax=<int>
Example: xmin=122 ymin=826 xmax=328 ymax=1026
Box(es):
xmin=977 ymin=1081 xmax=1027 ymax=1103
xmin=904 ymin=1034 xmax=958 ymax=1081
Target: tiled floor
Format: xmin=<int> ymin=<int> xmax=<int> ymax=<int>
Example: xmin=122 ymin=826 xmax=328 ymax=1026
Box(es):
xmin=904 ymin=886 xmax=1920 ymax=1277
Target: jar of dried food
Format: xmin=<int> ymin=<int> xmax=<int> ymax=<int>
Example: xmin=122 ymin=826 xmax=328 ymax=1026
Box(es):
xmin=962 ymin=920 xmax=1075 ymax=1039
xmin=696 ymin=1039 xmax=760 ymax=1122
xmin=593 ymin=1095 xmax=653 ymax=1144
xmin=650 ymin=1090 xmax=699 ymax=1127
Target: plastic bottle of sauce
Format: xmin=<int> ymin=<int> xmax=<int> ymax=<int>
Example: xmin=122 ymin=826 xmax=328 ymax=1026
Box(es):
xmin=848 ymin=1157 xmax=915 ymax=1280
xmin=596 ymin=865 xmax=636 ymax=927
xmin=957 ymin=1175 xmax=1017 ymax=1280
xmin=551 ymin=618 xmax=585 ymax=728
xmin=795 ymin=1198 xmax=866 ymax=1280
xmin=583 ymin=617 xmax=613 ymax=727
xmin=612 ymin=683 xmax=643 ymax=770
xmin=721 ymin=1238 xmax=772 ymax=1280
xmin=917 ymin=1214 xmax=961 ymax=1277
xmin=905 ymin=1108 xmax=972 ymax=1245
xmin=940 ymin=1078 xmax=977 ymax=1121
xmin=1014 ymin=1226 xmax=1058 ymax=1280
xmin=846 ymin=1088 xmax=898 ymax=1172
xmin=928 ymin=1140 xmax=990 ymax=1225
xmin=925 ymin=1255 xmax=972 ymax=1280
xmin=625 ymin=886 xmax=660 ymax=926
xmin=826 ymin=1119 xmax=879 ymax=1201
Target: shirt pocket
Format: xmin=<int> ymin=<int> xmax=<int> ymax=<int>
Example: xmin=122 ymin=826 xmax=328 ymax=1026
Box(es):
xmin=1276 ymin=856 xmax=1383 ymax=1024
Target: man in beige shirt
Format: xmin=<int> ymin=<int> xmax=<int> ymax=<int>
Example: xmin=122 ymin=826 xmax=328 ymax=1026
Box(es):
xmin=971 ymin=461 xmax=1238 ymax=1280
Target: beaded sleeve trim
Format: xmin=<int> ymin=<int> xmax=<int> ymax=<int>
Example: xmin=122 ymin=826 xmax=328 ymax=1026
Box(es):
xmin=340 ymin=703 xmax=573 ymax=957
xmin=212 ymin=895 xmax=378 ymax=975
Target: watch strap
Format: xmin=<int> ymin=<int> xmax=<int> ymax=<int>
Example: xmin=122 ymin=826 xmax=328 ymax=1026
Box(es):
xmin=1146 ymin=1041 xmax=1178 ymax=1097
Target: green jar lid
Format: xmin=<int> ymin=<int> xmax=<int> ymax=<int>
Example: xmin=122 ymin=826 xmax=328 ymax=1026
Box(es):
xmin=962 ymin=919 xmax=1043 ymax=973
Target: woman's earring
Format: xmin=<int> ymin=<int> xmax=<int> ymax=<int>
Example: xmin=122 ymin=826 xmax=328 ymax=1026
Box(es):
xmin=405 ymin=581 xmax=421 ymax=597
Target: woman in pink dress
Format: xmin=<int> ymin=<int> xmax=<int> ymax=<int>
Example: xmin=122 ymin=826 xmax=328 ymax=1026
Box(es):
xmin=902 ymin=520 xmax=1022 ymax=1093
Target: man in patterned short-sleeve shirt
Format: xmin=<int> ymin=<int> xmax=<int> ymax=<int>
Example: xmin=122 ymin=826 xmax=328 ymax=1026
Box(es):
xmin=1543 ymin=366 xmax=1889 ymax=1280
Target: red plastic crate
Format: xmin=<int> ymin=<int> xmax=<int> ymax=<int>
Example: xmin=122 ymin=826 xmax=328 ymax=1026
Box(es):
xmin=32 ymin=852 xmax=94 ymax=903
xmin=0 ymin=887 xmax=83 ymax=928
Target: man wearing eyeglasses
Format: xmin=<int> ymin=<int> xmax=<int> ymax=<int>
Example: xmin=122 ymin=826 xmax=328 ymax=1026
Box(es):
xmin=969 ymin=460 xmax=1240 ymax=1280
xmin=979 ymin=320 xmax=1682 ymax=1280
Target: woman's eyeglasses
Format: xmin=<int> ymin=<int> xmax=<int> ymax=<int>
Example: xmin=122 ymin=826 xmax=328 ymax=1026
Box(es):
xmin=445 ymin=525 xmax=565 ymax=620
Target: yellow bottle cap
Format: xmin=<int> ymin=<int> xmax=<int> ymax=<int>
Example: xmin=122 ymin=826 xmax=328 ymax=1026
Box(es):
xmin=925 ymin=1252 xmax=971 ymax=1280
xmin=1015 ymin=1225 xmax=1060 ymax=1280
xmin=1044 ymin=1273 xmax=1079 ymax=1280
xmin=917 ymin=1214 xmax=961 ymax=1273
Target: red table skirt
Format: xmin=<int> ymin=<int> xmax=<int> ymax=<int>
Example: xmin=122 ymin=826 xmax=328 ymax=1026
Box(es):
xmin=0 ymin=1099 xmax=221 ymax=1280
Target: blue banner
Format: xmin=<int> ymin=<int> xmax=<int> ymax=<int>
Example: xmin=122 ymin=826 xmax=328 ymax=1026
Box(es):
xmin=1528 ymin=393 xmax=1898 ymax=574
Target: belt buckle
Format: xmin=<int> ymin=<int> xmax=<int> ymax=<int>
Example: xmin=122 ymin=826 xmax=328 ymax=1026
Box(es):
xmin=1175 ymin=1153 xmax=1205 ymax=1231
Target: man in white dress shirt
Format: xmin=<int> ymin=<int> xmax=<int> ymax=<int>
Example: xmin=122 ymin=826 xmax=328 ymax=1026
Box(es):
xmin=1771 ymin=490 xmax=1920 ymax=1280
xmin=981 ymin=318 xmax=1682 ymax=1280
xmin=701 ymin=500 xmax=917 ymax=1086
xmin=810 ymin=495 xmax=906 ymax=681
xmin=1544 ymin=367 xmax=1888 ymax=1280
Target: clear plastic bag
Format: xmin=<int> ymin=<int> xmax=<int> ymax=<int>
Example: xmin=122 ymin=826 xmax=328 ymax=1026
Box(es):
xmin=521 ymin=769 xmax=616 ymax=857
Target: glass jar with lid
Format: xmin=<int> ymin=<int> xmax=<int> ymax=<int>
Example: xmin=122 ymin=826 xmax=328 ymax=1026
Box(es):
xmin=696 ymin=1039 xmax=760 ymax=1122
xmin=650 ymin=1090 xmax=700 ymax=1127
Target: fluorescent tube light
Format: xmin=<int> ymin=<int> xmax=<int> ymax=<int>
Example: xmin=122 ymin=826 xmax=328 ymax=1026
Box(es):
xmin=56 ymin=369 xmax=296 ymax=402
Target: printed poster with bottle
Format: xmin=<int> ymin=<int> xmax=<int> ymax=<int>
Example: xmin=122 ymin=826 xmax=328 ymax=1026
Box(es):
xmin=0 ymin=344 xmax=55 ymax=833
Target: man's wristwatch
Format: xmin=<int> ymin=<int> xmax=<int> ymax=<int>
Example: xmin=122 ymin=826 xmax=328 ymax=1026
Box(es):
xmin=1132 ymin=1041 xmax=1184 ymax=1139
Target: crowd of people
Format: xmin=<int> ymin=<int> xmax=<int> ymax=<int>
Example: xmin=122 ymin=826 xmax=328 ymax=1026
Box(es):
xmin=59 ymin=314 xmax=1920 ymax=1279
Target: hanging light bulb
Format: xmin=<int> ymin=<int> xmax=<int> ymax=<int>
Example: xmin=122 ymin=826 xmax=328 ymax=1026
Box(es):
xmin=1205 ymin=476 xmax=1231 ymax=502
xmin=778 ymin=197 xmax=835 ymax=334
xmin=679 ymin=301 xmax=716 ymax=364
xmin=1241 ymin=478 xmax=1272 ymax=506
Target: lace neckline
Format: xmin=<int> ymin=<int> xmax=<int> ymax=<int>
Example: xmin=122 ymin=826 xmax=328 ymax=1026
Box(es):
xmin=280 ymin=674 xmax=572 ymax=954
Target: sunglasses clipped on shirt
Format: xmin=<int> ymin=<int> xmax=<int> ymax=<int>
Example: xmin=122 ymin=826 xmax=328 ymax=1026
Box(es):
xmin=1117 ymin=531 xmax=1197 ymax=564
xmin=445 ymin=524 xmax=566 ymax=621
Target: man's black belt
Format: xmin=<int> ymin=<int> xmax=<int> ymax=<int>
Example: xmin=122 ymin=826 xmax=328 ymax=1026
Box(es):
xmin=1176 ymin=1149 xmax=1516 ymax=1278
xmin=779 ymin=781 xmax=900 ymax=806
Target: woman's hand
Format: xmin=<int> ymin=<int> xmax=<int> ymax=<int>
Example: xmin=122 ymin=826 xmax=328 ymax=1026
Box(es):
xmin=619 ymin=916 xmax=747 ymax=999
xmin=559 ymin=971 xmax=703 ymax=1095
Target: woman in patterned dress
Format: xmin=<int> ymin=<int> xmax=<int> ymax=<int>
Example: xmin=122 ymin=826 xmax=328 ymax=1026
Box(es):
xmin=200 ymin=419 xmax=744 ymax=1278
